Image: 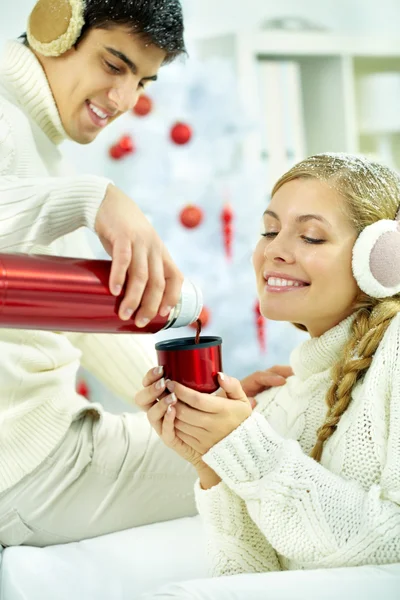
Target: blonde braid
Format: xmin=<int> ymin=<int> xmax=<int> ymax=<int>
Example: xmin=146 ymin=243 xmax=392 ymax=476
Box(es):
xmin=310 ymin=299 xmax=400 ymax=462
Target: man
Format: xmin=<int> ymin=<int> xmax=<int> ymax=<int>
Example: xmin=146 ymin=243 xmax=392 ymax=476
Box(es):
xmin=0 ymin=0 xmax=200 ymax=548
xmin=0 ymin=0 xmax=290 ymax=548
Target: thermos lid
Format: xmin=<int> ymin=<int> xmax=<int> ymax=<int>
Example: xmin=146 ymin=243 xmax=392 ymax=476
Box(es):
xmin=0 ymin=256 xmax=5 ymax=315
xmin=172 ymin=279 xmax=203 ymax=328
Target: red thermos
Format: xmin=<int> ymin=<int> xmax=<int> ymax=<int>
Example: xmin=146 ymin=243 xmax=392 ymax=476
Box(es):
xmin=0 ymin=253 xmax=203 ymax=333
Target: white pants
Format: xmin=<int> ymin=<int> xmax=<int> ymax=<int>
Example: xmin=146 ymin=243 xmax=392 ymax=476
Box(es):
xmin=0 ymin=409 xmax=197 ymax=547
xmin=139 ymin=564 xmax=400 ymax=600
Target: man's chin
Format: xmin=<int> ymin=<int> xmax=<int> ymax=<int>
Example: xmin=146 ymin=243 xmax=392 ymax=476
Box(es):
xmin=68 ymin=130 xmax=100 ymax=145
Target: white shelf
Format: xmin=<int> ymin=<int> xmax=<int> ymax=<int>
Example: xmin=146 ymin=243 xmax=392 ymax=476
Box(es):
xmin=197 ymin=31 xmax=400 ymax=191
xmin=236 ymin=32 xmax=400 ymax=57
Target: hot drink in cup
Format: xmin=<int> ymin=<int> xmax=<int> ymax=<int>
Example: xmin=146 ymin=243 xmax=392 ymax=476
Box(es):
xmin=155 ymin=321 xmax=222 ymax=393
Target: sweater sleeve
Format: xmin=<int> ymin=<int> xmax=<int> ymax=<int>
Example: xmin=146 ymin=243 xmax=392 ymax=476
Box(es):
xmin=65 ymin=331 xmax=157 ymax=403
xmin=0 ymin=108 xmax=110 ymax=251
xmin=202 ymin=410 xmax=400 ymax=569
xmin=194 ymin=479 xmax=281 ymax=576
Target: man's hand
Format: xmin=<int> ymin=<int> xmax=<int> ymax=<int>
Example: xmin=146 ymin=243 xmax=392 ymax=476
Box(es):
xmin=95 ymin=184 xmax=183 ymax=326
xmin=240 ymin=365 xmax=293 ymax=407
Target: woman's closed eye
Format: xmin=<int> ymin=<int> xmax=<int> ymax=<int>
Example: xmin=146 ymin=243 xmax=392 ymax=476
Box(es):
xmin=261 ymin=232 xmax=326 ymax=244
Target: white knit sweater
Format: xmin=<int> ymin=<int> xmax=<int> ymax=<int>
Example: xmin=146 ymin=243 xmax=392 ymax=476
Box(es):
xmin=0 ymin=40 xmax=157 ymax=492
xmin=195 ymin=315 xmax=400 ymax=573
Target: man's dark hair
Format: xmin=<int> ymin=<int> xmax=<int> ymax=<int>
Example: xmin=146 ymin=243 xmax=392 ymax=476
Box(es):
xmin=79 ymin=0 xmax=186 ymax=63
xmin=21 ymin=0 xmax=186 ymax=63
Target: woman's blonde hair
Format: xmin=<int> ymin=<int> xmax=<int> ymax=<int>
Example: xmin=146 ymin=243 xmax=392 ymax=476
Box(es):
xmin=272 ymin=153 xmax=400 ymax=462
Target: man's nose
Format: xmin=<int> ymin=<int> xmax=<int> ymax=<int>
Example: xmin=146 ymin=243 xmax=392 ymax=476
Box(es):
xmin=108 ymin=83 xmax=140 ymax=114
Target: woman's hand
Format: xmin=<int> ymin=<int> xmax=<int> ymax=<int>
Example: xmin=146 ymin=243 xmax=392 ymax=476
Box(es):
xmin=135 ymin=366 xmax=167 ymax=413
xmin=134 ymin=367 xmax=204 ymax=468
xmin=167 ymin=373 xmax=252 ymax=456
xmin=241 ymin=365 xmax=293 ymax=408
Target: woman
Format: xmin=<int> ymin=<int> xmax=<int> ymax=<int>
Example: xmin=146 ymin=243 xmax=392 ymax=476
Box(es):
xmin=136 ymin=153 xmax=400 ymax=596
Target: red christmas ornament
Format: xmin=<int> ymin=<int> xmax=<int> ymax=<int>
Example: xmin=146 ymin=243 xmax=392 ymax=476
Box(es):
xmin=221 ymin=203 xmax=234 ymax=259
xmin=133 ymin=95 xmax=153 ymax=117
xmin=77 ymin=379 xmax=90 ymax=400
xmin=170 ymin=122 xmax=192 ymax=145
xmin=189 ymin=306 xmax=210 ymax=330
xmin=109 ymin=144 xmax=125 ymax=160
xmin=179 ymin=204 xmax=204 ymax=229
xmin=109 ymin=135 xmax=135 ymax=160
xmin=119 ymin=135 xmax=135 ymax=154
xmin=254 ymin=301 xmax=267 ymax=353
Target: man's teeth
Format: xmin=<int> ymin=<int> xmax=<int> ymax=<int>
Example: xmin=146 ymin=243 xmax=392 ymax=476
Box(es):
xmin=267 ymin=277 xmax=303 ymax=287
xmin=89 ymin=103 xmax=108 ymax=119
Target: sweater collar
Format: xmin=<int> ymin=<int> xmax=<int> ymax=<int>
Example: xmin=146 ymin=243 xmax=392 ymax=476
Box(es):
xmin=0 ymin=40 xmax=67 ymax=145
xmin=291 ymin=314 xmax=355 ymax=380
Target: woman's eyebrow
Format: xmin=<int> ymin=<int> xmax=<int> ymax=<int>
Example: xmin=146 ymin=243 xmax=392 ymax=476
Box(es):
xmin=263 ymin=209 xmax=331 ymax=227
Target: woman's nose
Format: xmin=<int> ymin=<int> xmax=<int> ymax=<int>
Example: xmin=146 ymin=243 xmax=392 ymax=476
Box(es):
xmin=263 ymin=234 xmax=295 ymax=263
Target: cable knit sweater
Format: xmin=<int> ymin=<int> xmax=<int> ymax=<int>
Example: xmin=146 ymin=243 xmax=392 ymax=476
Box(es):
xmin=195 ymin=315 xmax=400 ymax=574
xmin=0 ymin=40 xmax=157 ymax=492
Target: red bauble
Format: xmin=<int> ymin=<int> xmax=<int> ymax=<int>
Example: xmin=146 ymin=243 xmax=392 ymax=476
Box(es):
xmin=170 ymin=122 xmax=193 ymax=145
xmin=179 ymin=204 xmax=204 ymax=229
xmin=109 ymin=144 xmax=125 ymax=160
xmin=119 ymin=135 xmax=135 ymax=154
xmin=189 ymin=306 xmax=210 ymax=330
xmin=133 ymin=95 xmax=153 ymax=117
xmin=77 ymin=379 xmax=90 ymax=399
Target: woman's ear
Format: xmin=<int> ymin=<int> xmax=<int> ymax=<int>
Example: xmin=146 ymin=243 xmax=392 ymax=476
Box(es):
xmin=27 ymin=0 xmax=85 ymax=57
xmin=352 ymin=219 xmax=400 ymax=298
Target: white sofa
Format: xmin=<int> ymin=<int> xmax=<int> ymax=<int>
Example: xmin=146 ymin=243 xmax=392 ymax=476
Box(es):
xmin=0 ymin=515 xmax=399 ymax=600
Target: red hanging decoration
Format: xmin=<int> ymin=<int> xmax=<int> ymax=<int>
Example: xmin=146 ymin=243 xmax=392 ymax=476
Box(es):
xmin=179 ymin=204 xmax=204 ymax=229
xmin=109 ymin=135 xmax=135 ymax=160
xmin=109 ymin=144 xmax=125 ymax=160
xmin=133 ymin=95 xmax=153 ymax=117
xmin=77 ymin=379 xmax=91 ymax=400
xmin=119 ymin=135 xmax=135 ymax=154
xmin=170 ymin=122 xmax=193 ymax=145
xmin=189 ymin=306 xmax=210 ymax=330
xmin=254 ymin=301 xmax=267 ymax=353
xmin=221 ymin=203 xmax=234 ymax=259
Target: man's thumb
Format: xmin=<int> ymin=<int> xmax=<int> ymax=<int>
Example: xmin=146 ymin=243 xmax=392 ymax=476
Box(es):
xmin=218 ymin=373 xmax=247 ymax=401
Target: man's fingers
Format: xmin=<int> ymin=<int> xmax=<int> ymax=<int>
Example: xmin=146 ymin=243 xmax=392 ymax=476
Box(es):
xmin=109 ymin=238 xmax=131 ymax=298
xmin=120 ymin=247 xmax=149 ymax=322
xmin=134 ymin=249 xmax=165 ymax=325
xmin=261 ymin=373 xmax=286 ymax=385
xmin=270 ymin=365 xmax=293 ymax=378
xmin=159 ymin=254 xmax=184 ymax=317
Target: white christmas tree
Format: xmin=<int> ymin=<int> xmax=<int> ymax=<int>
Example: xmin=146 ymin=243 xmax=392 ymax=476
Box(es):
xmin=63 ymin=51 xmax=307 ymax=409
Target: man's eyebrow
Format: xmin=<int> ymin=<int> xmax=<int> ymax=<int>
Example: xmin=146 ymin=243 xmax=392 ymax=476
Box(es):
xmin=104 ymin=47 xmax=158 ymax=81
xmin=263 ymin=209 xmax=331 ymax=227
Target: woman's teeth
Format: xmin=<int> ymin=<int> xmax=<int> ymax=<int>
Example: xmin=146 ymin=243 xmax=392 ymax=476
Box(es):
xmin=89 ymin=103 xmax=108 ymax=119
xmin=267 ymin=277 xmax=303 ymax=287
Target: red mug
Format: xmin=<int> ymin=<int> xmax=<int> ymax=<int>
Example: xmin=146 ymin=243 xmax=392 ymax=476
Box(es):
xmin=155 ymin=336 xmax=223 ymax=393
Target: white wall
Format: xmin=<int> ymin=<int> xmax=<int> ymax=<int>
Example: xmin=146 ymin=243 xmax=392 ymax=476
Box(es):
xmin=183 ymin=0 xmax=400 ymax=38
xmin=2 ymin=0 xmax=400 ymax=43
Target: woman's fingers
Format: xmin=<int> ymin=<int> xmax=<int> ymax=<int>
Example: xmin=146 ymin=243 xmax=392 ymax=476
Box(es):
xmin=147 ymin=393 xmax=177 ymax=435
xmin=135 ymin=367 xmax=166 ymax=412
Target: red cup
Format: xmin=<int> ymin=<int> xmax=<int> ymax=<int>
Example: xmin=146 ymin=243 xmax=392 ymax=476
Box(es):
xmin=155 ymin=336 xmax=222 ymax=393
